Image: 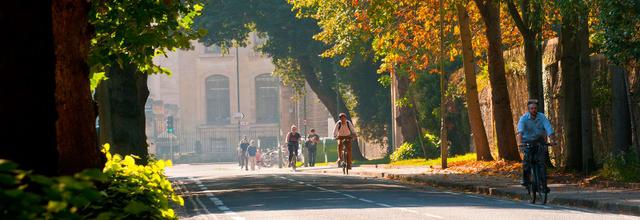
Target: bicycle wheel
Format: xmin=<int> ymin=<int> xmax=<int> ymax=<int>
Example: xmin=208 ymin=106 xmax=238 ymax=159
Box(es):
xmin=530 ymin=167 xmax=538 ymax=204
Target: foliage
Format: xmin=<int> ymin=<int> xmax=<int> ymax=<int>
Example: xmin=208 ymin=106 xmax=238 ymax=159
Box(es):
xmin=595 ymin=0 xmax=640 ymax=66
xmin=389 ymin=153 xmax=476 ymax=166
xmin=95 ymin=144 xmax=183 ymax=219
xmin=196 ymin=0 xmax=390 ymax=144
xmin=88 ymin=0 xmax=204 ymax=85
xmin=0 ymin=161 xmax=105 ymax=220
xmin=600 ymin=151 xmax=640 ymax=182
xmin=390 ymin=142 xmax=421 ymax=162
xmin=0 ymin=144 xmax=182 ymax=220
xmin=390 ymin=133 xmax=440 ymax=162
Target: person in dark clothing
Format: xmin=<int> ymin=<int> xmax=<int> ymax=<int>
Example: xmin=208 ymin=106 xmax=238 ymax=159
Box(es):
xmin=239 ymin=136 xmax=250 ymax=171
xmin=306 ymin=129 xmax=320 ymax=167
xmin=286 ymin=125 xmax=301 ymax=169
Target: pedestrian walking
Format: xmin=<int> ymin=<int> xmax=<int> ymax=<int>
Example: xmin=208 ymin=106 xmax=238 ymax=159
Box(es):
xmin=239 ymin=136 xmax=249 ymax=170
xmin=306 ymin=129 xmax=320 ymax=167
xmin=247 ymin=140 xmax=258 ymax=171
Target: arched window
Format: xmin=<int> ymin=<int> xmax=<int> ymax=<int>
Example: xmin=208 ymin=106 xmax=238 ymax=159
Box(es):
xmin=206 ymin=75 xmax=230 ymax=125
xmin=255 ymin=74 xmax=279 ymax=123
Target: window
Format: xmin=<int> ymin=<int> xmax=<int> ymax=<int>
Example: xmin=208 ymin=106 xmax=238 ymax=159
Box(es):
xmin=204 ymin=45 xmax=221 ymax=54
xmin=206 ymin=75 xmax=230 ymax=125
xmin=255 ymin=74 xmax=279 ymax=123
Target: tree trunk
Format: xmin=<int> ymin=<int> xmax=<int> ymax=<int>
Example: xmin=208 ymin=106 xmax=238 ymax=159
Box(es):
xmin=96 ymin=64 xmax=150 ymax=163
xmin=524 ymin=33 xmax=544 ymax=111
xmin=577 ymin=16 xmax=594 ymax=173
xmin=611 ymin=65 xmax=632 ymax=154
xmin=560 ymin=14 xmax=583 ymax=171
xmin=628 ymin=65 xmax=640 ymax=154
xmin=52 ymin=0 xmax=102 ymax=175
xmin=457 ymin=4 xmax=494 ymax=161
xmin=474 ymin=0 xmax=520 ymax=161
xmin=298 ymin=57 xmax=349 ymax=121
xmin=0 ymin=1 xmax=59 ymax=175
xmin=396 ymin=74 xmax=421 ymax=143
xmin=297 ymin=57 xmax=366 ymax=160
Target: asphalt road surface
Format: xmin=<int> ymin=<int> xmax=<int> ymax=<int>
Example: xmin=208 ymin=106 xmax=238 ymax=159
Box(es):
xmin=167 ymin=163 xmax=638 ymax=220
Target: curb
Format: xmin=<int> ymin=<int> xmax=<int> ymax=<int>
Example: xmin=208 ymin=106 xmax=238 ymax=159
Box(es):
xmin=308 ymin=169 xmax=640 ymax=216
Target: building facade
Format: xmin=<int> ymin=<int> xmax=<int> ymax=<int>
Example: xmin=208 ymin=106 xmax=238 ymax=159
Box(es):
xmin=148 ymin=35 xmax=331 ymax=162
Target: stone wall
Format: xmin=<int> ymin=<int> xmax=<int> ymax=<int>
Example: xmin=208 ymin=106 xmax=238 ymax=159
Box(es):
xmin=457 ymin=38 xmax=619 ymax=166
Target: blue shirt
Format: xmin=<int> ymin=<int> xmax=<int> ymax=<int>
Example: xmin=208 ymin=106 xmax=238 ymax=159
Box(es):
xmin=247 ymin=145 xmax=257 ymax=156
xmin=517 ymin=112 xmax=554 ymax=142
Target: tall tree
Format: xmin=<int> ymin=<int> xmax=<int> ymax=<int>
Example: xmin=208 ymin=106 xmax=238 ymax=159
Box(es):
xmin=52 ymin=0 xmax=103 ymax=174
xmin=504 ymin=0 xmax=550 ymax=112
xmin=456 ymin=2 xmax=493 ymax=161
xmin=89 ymin=0 xmax=202 ymax=163
xmin=472 ymin=0 xmax=520 ymax=161
xmin=0 ymin=1 xmax=59 ymax=175
xmin=596 ymin=0 xmax=640 ymax=152
xmin=196 ymin=0 xmax=393 ymax=159
xmin=557 ymin=0 xmax=593 ymax=171
xmin=290 ymin=0 xmax=423 ymax=145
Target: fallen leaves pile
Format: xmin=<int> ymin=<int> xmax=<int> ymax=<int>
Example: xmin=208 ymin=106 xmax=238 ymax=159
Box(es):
xmin=446 ymin=160 xmax=523 ymax=179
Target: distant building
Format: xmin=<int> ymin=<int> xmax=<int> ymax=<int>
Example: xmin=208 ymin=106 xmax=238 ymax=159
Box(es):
xmin=148 ymin=34 xmax=331 ymax=162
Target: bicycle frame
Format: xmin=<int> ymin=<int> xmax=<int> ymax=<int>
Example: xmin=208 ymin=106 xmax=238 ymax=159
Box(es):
xmin=523 ymin=142 xmax=550 ymax=204
xmin=337 ymin=137 xmax=351 ymax=175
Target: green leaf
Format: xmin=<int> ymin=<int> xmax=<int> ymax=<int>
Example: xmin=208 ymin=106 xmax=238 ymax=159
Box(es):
xmin=124 ymin=201 xmax=151 ymax=215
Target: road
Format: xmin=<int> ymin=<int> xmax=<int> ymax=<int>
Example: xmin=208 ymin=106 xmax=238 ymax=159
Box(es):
xmin=167 ymin=163 xmax=638 ymax=220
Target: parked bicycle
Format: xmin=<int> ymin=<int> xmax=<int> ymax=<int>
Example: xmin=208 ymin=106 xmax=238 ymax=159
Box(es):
xmin=521 ymin=142 xmax=552 ymax=204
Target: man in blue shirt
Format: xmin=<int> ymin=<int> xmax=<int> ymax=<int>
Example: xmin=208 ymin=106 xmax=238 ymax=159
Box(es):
xmin=517 ymin=99 xmax=556 ymax=192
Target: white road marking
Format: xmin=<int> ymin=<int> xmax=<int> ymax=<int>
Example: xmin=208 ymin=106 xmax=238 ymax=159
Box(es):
xmin=342 ymin=194 xmax=357 ymax=199
xmin=281 ymin=175 xmax=444 ymax=219
xmin=466 ymin=195 xmax=483 ymax=199
xmin=186 ymin=178 xmax=246 ymax=220
xmin=442 ymin=191 xmax=460 ymax=195
xmin=218 ymin=206 xmax=230 ymax=211
xmin=193 ymin=195 xmax=220 ymax=220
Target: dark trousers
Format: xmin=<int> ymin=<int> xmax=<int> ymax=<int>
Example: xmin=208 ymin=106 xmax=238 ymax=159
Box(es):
xmin=288 ymin=143 xmax=299 ymax=166
xmin=240 ymin=151 xmax=248 ymax=170
xmin=522 ymin=141 xmax=549 ymax=192
xmin=308 ymin=145 xmax=317 ymax=167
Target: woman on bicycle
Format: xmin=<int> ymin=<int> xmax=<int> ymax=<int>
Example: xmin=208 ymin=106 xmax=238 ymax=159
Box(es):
xmin=332 ymin=113 xmax=357 ymax=170
xmin=285 ymin=125 xmax=301 ymax=168
xmin=517 ymin=99 xmax=556 ymax=193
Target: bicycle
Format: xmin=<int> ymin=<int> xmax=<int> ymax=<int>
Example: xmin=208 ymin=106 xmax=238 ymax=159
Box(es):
xmin=337 ymin=137 xmax=351 ymax=175
xmin=522 ymin=142 xmax=551 ymax=204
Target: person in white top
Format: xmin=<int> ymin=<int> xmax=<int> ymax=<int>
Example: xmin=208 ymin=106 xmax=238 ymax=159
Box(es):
xmin=332 ymin=113 xmax=357 ymax=169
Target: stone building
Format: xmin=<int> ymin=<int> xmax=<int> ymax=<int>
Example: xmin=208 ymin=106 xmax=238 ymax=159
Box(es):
xmin=147 ymin=34 xmax=332 ymax=162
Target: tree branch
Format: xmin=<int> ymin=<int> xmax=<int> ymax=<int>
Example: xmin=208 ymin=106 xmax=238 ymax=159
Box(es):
xmin=506 ymin=0 xmax=528 ymax=36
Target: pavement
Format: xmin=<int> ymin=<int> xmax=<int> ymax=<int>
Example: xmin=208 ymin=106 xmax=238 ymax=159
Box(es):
xmin=166 ymin=163 xmax=639 ymax=220
xmin=302 ymin=164 xmax=640 ymax=217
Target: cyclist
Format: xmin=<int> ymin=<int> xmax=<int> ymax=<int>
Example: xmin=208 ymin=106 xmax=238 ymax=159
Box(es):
xmin=517 ymin=99 xmax=556 ymax=193
xmin=332 ymin=113 xmax=357 ymax=170
xmin=285 ymin=125 xmax=301 ymax=168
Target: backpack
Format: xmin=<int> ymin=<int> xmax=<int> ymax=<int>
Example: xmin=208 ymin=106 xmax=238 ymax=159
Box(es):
xmin=337 ymin=121 xmax=353 ymax=133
